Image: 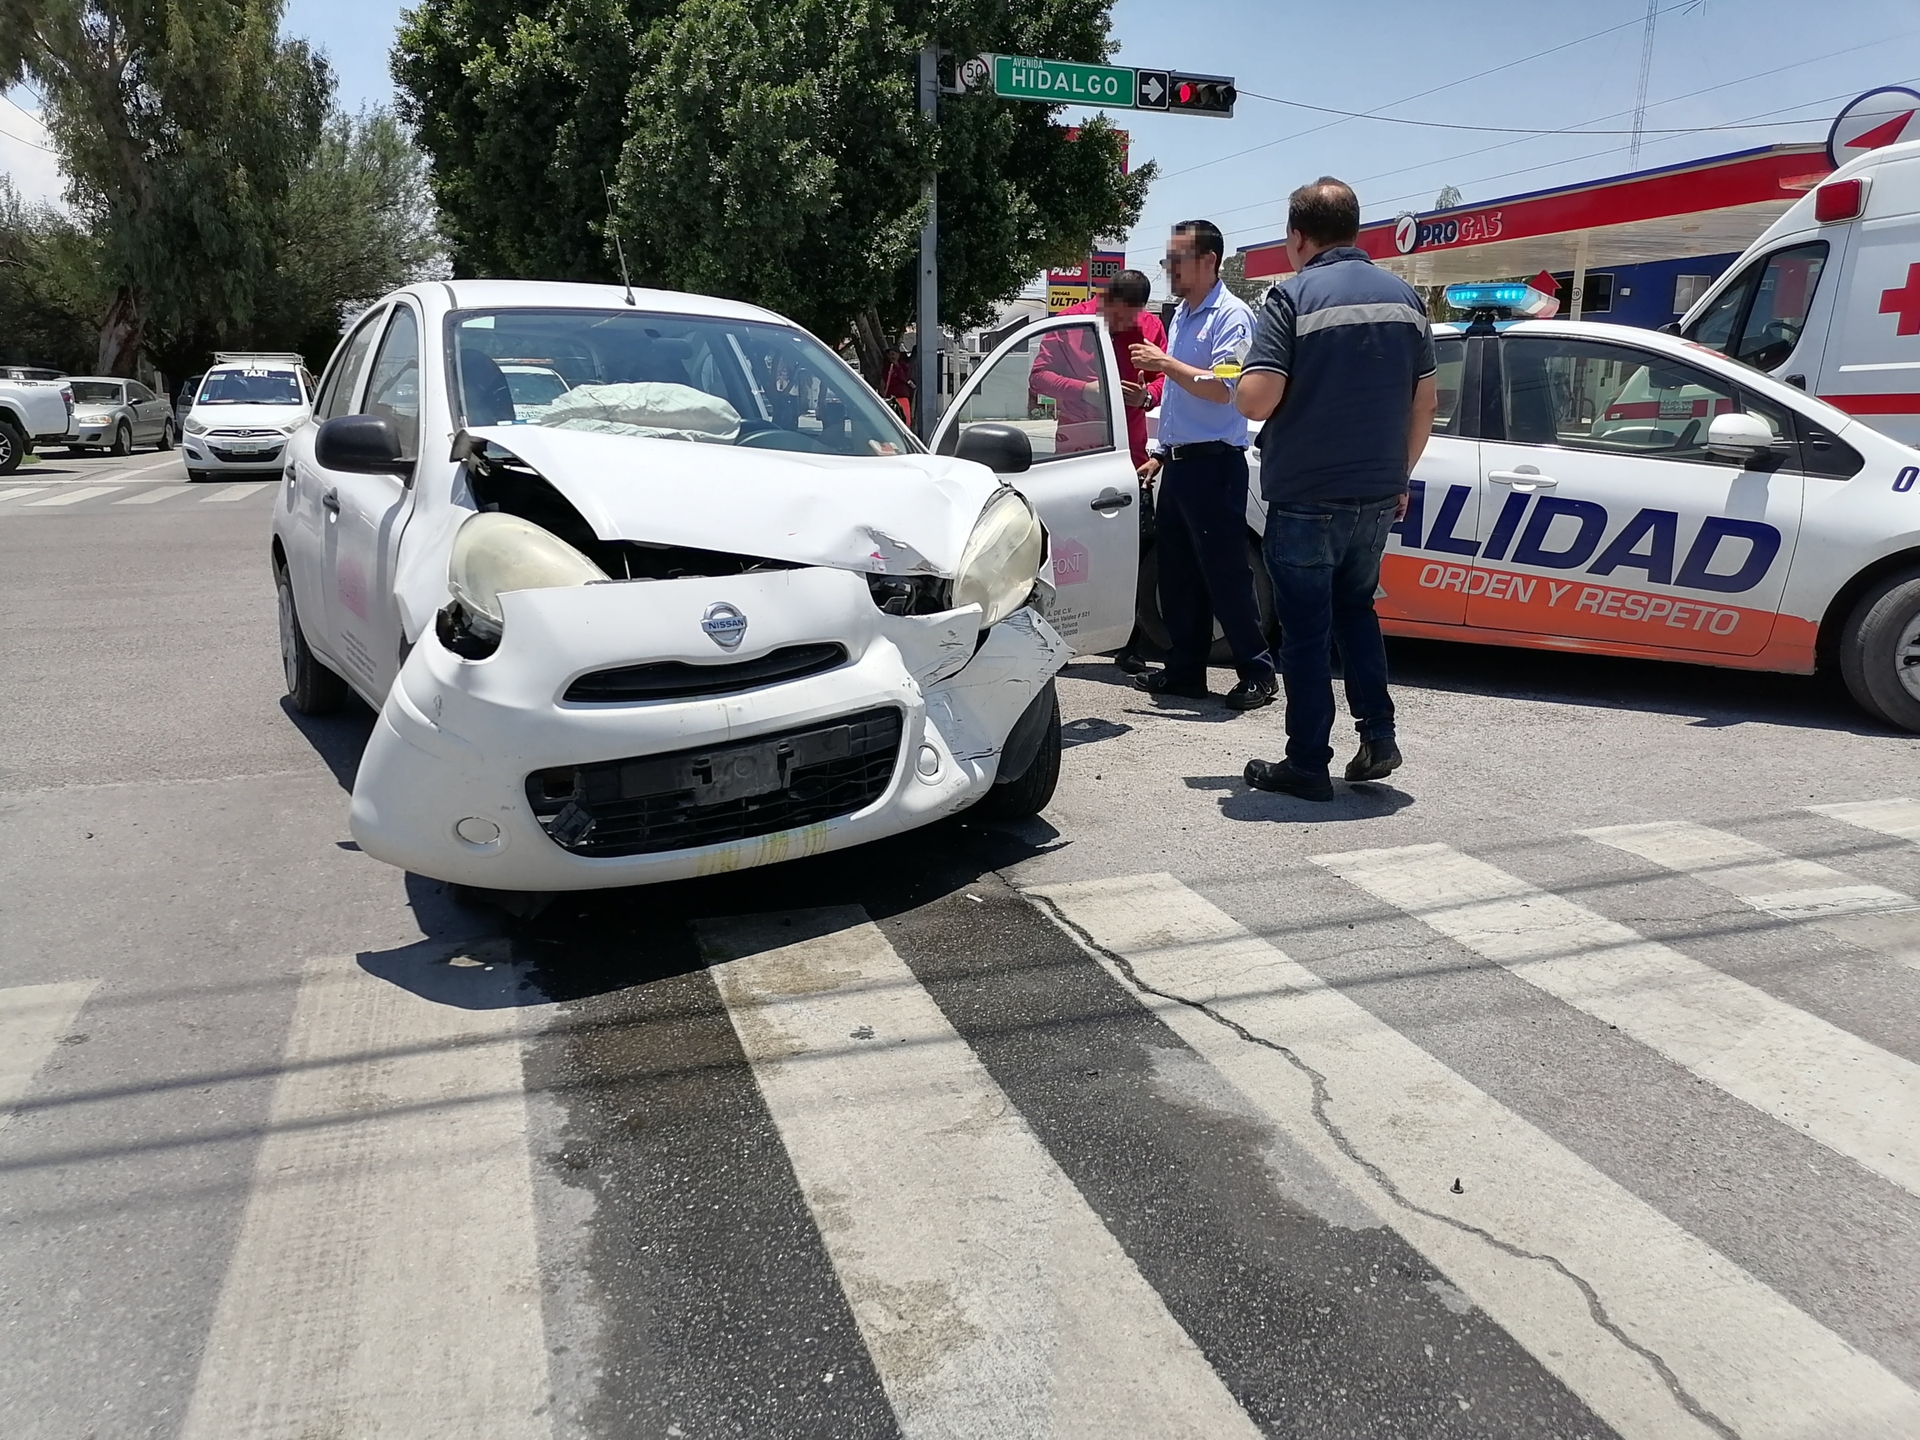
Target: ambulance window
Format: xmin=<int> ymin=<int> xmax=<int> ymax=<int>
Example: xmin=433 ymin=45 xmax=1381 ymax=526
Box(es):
xmin=1501 ymin=336 xmax=1772 ymax=463
xmin=1731 ymin=242 xmax=1827 ymax=372
xmin=1430 ymin=337 xmax=1467 ymax=434
xmin=1683 ymin=262 xmax=1756 ymax=354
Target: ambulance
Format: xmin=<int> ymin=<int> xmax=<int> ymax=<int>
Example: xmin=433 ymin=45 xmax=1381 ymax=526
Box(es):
xmin=1362 ymin=282 xmax=1920 ymax=733
xmin=1679 ymin=136 xmax=1920 ymax=446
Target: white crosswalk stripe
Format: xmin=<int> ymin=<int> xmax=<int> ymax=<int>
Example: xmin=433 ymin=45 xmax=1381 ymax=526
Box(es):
xmin=0 ymin=981 xmax=98 ymax=1136
xmin=1585 ymin=821 xmax=1920 ymax=972
xmin=1814 ymin=797 xmax=1920 ymax=846
xmin=114 ymin=484 xmax=192 ymax=505
xmin=25 ymin=485 xmax=120 ymax=506
xmin=1028 ymin=874 xmax=1920 ymax=1440
xmin=179 ymin=946 xmax=551 ymax=1440
xmin=700 ymin=908 xmax=1261 ymax=1440
xmin=201 ymin=481 xmax=272 ymax=502
xmin=0 ymin=486 xmax=49 ymax=503
xmin=1315 ymin=843 xmax=1920 ymax=1199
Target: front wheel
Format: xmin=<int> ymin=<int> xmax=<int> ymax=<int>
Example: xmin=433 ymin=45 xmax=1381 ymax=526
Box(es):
xmin=277 ymin=560 xmax=349 ymax=715
xmin=973 ymin=685 xmax=1061 ymax=820
xmin=0 ymin=420 xmax=23 ymax=475
xmin=1839 ymin=567 xmax=1920 ymax=732
xmin=109 ymin=422 xmax=132 ymax=457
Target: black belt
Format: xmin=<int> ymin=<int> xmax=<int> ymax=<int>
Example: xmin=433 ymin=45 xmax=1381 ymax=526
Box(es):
xmin=1163 ymin=441 xmax=1246 ymax=460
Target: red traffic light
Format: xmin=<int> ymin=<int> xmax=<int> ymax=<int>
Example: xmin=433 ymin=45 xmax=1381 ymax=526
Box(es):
xmin=1167 ymin=73 xmax=1236 ymax=118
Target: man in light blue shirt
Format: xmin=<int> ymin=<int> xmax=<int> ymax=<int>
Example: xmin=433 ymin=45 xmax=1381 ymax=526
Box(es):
xmin=1129 ymin=220 xmax=1276 ymax=711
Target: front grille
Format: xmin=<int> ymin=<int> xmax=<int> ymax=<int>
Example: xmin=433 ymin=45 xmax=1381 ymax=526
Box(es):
xmin=564 ymin=643 xmax=849 ymax=703
xmin=525 ymin=707 xmax=902 ymax=858
xmin=209 ymin=443 xmax=283 ymax=463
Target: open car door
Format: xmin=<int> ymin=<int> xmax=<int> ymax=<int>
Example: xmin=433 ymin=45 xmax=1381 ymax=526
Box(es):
xmin=932 ymin=315 xmax=1140 ymax=654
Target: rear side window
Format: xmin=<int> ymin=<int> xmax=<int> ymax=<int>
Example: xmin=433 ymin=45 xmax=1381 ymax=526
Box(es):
xmin=1430 ymin=336 xmax=1467 ymax=434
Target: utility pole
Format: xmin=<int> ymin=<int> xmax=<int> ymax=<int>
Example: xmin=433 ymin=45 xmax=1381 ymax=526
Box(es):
xmin=1629 ymin=0 xmax=1658 ymax=168
xmin=915 ymin=45 xmax=939 ymax=443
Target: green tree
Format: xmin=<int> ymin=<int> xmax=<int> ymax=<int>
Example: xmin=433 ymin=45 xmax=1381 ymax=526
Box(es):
xmin=1 ymin=0 xmax=329 ymax=375
xmin=0 ymin=177 xmax=107 ymax=371
xmin=395 ymin=0 xmax=1152 ymax=374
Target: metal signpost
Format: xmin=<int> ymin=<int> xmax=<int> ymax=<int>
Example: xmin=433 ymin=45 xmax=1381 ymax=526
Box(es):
xmin=913 ymin=50 xmax=1237 ymax=441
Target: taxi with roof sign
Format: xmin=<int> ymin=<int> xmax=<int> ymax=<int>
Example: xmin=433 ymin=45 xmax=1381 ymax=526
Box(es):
xmin=1361 ymin=280 xmax=1920 ymax=731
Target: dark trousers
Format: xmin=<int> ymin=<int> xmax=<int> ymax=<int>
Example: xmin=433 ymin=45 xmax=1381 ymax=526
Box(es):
xmin=1264 ymin=496 xmax=1399 ymax=776
xmin=1157 ymin=448 xmax=1274 ymax=684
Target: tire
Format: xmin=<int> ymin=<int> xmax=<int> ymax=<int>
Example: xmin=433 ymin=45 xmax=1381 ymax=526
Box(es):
xmin=109 ymin=422 xmax=132 ymax=457
xmin=973 ymin=686 xmax=1062 ymax=820
xmin=1135 ymin=531 xmax=1277 ymax=664
xmin=157 ymin=419 xmax=175 ymax=451
xmin=1839 ymin=567 xmax=1920 ymax=732
xmin=0 ymin=420 xmax=23 ymax=475
xmin=276 ymin=559 xmax=349 ymax=715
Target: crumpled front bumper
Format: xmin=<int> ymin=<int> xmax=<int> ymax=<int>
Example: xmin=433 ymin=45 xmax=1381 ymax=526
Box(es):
xmin=347 ymin=566 xmax=1068 ymax=890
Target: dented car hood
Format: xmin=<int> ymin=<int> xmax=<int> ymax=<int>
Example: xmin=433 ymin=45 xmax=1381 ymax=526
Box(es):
xmin=462 ymin=425 xmax=1001 ymax=577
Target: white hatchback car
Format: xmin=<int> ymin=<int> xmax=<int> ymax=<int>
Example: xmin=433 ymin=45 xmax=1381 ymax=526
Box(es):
xmin=273 ymin=281 xmax=1146 ymax=892
xmin=182 ymin=358 xmax=313 ymax=481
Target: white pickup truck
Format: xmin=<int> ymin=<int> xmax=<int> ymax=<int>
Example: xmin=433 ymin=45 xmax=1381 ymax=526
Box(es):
xmin=0 ymin=371 xmax=74 ymax=474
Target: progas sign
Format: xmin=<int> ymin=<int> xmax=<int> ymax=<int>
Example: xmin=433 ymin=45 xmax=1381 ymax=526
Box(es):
xmin=1394 ymin=209 xmax=1505 ymax=255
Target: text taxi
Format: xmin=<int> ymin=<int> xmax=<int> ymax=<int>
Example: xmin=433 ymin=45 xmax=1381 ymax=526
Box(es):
xmin=1374 ymin=283 xmax=1920 ymax=731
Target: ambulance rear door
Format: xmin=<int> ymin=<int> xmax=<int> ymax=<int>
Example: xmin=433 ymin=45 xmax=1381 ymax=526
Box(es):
xmin=1814 ymin=147 xmax=1920 ymax=445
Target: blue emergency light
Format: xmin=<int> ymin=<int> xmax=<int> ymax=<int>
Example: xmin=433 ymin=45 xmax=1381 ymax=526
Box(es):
xmin=1443 ymin=282 xmax=1560 ymax=319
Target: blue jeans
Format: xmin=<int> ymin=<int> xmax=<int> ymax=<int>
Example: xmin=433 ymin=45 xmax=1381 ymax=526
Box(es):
xmin=1263 ymin=497 xmax=1400 ymax=776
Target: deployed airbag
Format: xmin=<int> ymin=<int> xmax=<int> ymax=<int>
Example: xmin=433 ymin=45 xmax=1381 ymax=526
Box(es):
xmin=536 ymin=382 xmax=741 ymax=442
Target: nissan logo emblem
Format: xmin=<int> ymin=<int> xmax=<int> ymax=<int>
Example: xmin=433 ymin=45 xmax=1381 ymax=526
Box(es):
xmin=701 ymin=602 xmax=748 ymax=650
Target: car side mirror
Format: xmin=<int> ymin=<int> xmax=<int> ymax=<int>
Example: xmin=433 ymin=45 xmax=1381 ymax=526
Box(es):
xmin=315 ymin=414 xmax=406 ymax=475
xmin=1705 ymin=411 xmax=1781 ymax=461
xmin=954 ymin=422 xmax=1033 ymax=475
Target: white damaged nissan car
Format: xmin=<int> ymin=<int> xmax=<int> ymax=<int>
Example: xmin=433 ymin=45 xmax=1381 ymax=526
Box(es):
xmin=272 ymin=281 xmax=1144 ymax=891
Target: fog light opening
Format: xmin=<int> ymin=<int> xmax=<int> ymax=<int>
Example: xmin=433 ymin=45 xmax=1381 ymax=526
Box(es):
xmin=455 ymin=816 xmax=503 ymax=847
xmin=915 ymin=744 xmax=942 ymax=779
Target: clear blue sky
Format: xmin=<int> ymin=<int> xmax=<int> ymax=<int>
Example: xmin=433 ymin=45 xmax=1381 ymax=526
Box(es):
xmin=12 ymin=0 xmax=1920 ymax=290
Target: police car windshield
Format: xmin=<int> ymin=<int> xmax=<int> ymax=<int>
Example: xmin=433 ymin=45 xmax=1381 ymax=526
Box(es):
xmin=448 ymin=308 xmax=919 ymax=457
xmin=198 ymin=370 xmax=302 ymax=405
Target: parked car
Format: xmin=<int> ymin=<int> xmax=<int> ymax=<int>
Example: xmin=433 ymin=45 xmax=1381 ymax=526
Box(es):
xmin=65 ymin=377 xmax=176 ymax=455
xmin=0 ymin=371 xmax=72 ymax=474
xmin=0 ymin=365 xmax=66 ymax=382
xmin=273 ymin=279 xmax=1131 ymax=892
xmin=174 ymin=373 xmax=204 ymax=434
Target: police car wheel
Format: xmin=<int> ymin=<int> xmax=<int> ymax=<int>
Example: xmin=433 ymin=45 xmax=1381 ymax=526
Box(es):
xmin=1839 ymin=567 xmax=1920 ymax=733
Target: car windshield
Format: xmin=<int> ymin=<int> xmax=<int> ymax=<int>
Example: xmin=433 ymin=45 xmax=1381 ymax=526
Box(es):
xmin=448 ymin=308 xmax=918 ymax=457
xmin=198 ymin=370 xmax=302 ymax=405
xmin=71 ymin=381 xmax=123 ymax=404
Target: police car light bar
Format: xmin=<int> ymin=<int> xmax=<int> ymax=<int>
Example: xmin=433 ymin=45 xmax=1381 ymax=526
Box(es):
xmin=1443 ymin=282 xmax=1560 ymax=319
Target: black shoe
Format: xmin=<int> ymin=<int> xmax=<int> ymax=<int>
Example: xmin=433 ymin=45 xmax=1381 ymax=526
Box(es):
xmin=1133 ymin=670 xmax=1209 ymax=699
xmin=1243 ymin=758 xmax=1334 ymax=801
xmin=1345 ymin=738 xmax=1402 ymax=782
xmin=1224 ymin=674 xmax=1278 ymax=711
xmin=1114 ymin=650 xmax=1149 ymax=675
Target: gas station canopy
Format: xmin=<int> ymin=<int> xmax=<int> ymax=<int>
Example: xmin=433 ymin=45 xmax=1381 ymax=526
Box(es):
xmin=1240 ymin=143 xmax=1834 ymax=291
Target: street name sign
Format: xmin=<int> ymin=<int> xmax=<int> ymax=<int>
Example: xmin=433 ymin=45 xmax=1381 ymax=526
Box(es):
xmin=993 ymin=55 xmax=1136 ymax=107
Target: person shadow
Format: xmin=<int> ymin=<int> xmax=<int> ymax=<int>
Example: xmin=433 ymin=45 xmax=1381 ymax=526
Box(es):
xmin=1184 ymin=773 xmax=1415 ymax=822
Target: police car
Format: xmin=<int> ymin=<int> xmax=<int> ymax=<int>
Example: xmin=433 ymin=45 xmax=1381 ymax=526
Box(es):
xmin=1370 ymin=281 xmax=1920 ymax=731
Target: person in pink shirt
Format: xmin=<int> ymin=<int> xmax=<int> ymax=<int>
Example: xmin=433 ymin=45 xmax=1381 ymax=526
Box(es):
xmin=1029 ymin=270 xmax=1164 ymax=467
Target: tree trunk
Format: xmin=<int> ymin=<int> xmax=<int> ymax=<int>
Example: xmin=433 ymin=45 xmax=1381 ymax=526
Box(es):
xmin=97 ymin=286 xmax=144 ymax=377
xmin=850 ymin=305 xmax=888 ymax=387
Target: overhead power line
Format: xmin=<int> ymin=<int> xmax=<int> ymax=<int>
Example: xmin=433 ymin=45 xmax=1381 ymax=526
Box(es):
xmin=1234 ymin=90 xmax=1849 ymax=137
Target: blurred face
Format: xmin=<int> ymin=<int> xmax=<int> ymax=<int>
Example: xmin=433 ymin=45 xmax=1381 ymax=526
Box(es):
xmin=1163 ymin=230 xmax=1218 ymax=297
xmin=1101 ymin=294 xmax=1143 ymax=331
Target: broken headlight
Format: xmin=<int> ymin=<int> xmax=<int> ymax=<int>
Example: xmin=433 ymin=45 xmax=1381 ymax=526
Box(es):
xmin=445 ymin=511 xmax=607 ymax=643
xmin=952 ymin=489 xmax=1043 ymax=629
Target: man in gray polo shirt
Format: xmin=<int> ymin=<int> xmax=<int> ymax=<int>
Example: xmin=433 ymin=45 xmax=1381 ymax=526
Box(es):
xmin=1235 ymin=177 xmax=1438 ymax=801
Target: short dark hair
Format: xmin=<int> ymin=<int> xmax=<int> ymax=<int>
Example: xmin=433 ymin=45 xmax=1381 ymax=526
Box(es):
xmin=1287 ymin=178 xmax=1361 ymax=247
xmin=1171 ymin=220 xmax=1225 ymax=266
xmin=1107 ymin=269 xmax=1151 ymax=306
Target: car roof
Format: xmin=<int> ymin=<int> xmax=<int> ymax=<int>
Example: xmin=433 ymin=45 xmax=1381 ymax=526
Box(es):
xmin=432 ymin=278 xmax=788 ymax=327
xmin=204 ymin=360 xmax=298 ymax=373
xmin=66 ymin=375 xmax=129 ymax=384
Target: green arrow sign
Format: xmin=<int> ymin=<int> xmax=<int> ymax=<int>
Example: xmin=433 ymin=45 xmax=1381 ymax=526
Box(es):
xmin=993 ymin=55 xmax=1136 ymax=107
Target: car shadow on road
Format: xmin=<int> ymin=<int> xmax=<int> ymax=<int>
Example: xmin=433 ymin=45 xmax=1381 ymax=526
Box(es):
xmin=1185 ymin=773 xmax=1416 ymax=823
xmin=278 ymin=694 xmax=376 ymax=791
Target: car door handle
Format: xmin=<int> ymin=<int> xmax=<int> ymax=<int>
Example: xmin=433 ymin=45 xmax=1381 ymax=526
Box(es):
xmin=322 ymin=490 xmax=340 ymax=515
xmin=1488 ymin=471 xmax=1558 ymax=492
xmin=1090 ymin=491 xmax=1134 ymax=512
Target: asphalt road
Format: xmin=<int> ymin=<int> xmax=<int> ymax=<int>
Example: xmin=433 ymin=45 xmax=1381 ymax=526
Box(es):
xmin=3 ymin=449 xmax=1918 ymax=1438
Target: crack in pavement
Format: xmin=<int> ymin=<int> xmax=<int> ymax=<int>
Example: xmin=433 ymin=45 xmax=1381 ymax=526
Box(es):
xmin=1024 ymin=888 xmax=1740 ymax=1440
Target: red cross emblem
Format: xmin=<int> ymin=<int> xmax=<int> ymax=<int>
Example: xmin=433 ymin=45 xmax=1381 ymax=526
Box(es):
xmin=1883 ymin=263 xmax=1920 ymax=337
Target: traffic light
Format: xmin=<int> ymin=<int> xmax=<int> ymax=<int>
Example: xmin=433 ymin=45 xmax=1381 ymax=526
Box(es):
xmin=1168 ymin=73 xmax=1236 ymax=118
